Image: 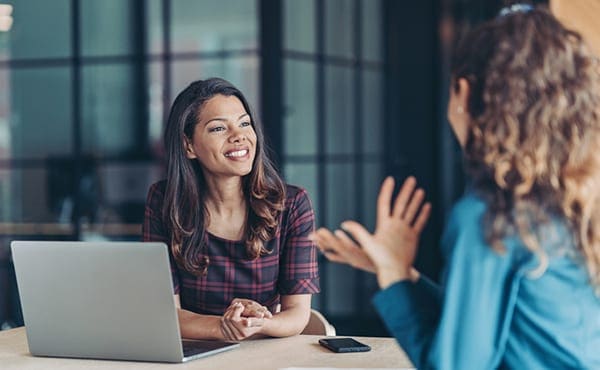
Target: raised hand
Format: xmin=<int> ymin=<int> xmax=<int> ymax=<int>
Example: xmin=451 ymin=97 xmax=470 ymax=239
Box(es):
xmin=311 ymin=176 xmax=430 ymax=288
xmin=311 ymin=226 xmax=376 ymax=273
xmin=342 ymin=176 xmax=431 ymax=288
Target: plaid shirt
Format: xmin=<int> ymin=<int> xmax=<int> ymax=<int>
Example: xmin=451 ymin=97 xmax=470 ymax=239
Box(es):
xmin=142 ymin=180 xmax=320 ymax=315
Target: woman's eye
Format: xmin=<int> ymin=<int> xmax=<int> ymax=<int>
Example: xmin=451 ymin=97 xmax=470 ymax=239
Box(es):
xmin=240 ymin=121 xmax=251 ymax=127
xmin=209 ymin=126 xmax=225 ymax=133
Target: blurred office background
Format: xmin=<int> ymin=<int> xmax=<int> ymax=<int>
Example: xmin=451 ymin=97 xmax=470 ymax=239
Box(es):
xmin=0 ymin=0 xmax=590 ymax=335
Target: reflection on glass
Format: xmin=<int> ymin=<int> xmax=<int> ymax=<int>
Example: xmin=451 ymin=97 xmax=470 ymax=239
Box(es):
xmin=9 ymin=67 xmax=73 ymax=159
xmin=3 ymin=0 xmax=71 ymax=60
xmin=284 ymin=0 xmax=315 ymax=53
xmin=362 ymin=69 xmax=383 ymax=155
xmin=325 ymin=0 xmax=354 ymax=59
xmin=284 ymin=60 xmax=317 ymax=156
xmin=82 ymin=64 xmax=137 ymax=157
xmin=325 ymin=65 xmax=354 ymax=155
xmin=81 ymin=0 xmax=135 ymax=57
xmin=171 ymin=57 xmax=259 ymax=115
xmin=171 ymin=0 xmax=257 ymax=53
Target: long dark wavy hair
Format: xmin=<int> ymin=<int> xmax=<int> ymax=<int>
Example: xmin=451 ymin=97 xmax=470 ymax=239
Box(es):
xmin=163 ymin=78 xmax=285 ymax=276
xmin=452 ymin=5 xmax=600 ymax=285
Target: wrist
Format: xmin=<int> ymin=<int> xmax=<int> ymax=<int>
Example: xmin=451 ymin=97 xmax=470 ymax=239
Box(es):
xmin=377 ymin=267 xmax=412 ymax=289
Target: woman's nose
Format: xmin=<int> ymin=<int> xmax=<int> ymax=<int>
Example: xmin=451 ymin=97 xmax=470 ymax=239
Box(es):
xmin=228 ymin=128 xmax=246 ymax=143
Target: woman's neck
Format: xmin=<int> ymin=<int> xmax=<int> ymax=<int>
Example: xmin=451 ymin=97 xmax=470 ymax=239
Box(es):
xmin=203 ymin=176 xmax=249 ymax=241
xmin=203 ymin=176 xmax=246 ymax=217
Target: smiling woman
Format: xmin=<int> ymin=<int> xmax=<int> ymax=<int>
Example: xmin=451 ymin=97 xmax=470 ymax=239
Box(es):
xmin=142 ymin=78 xmax=320 ymax=341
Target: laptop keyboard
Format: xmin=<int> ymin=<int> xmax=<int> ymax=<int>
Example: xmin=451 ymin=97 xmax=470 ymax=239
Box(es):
xmin=182 ymin=340 xmax=232 ymax=357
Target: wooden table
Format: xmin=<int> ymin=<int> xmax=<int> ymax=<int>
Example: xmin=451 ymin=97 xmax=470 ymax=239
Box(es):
xmin=0 ymin=327 xmax=414 ymax=369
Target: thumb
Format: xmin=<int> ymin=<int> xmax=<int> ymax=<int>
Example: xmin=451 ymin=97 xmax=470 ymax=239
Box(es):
xmin=340 ymin=221 xmax=373 ymax=250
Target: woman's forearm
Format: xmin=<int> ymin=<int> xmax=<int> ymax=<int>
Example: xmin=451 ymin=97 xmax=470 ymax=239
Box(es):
xmin=177 ymin=308 xmax=225 ymax=340
xmin=260 ymin=304 xmax=311 ymax=337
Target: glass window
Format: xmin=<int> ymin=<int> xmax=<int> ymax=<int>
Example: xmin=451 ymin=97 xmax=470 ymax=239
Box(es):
xmin=147 ymin=61 xmax=164 ymax=154
xmin=283 ymin=163 xmax=319 ymax=225
xmin=362 ymin=161 xmax=384 ymax=231
xmin=94 ymin=163 xmax=164 ymax=227
xmin=325 ymin=65 xmax=354 ymax=155
xmin=325 ymin=163 xmax=356 ymax=228
xmin=284 ymin=0 xmax=315 ymax=53
xmin=171 ymin=0 xmax=257 ymax=54
xmin=362 ymin=69 xmax=383 ymax=155
xmin=0 ymin=167 xmax=72 ymax=224
xmin=284 ymin=60 xmax=317 ymax=156
xmin=147 ymin=0 xmax=164 ymax=55
xmin=8 ymin=67 xmax=73 ymax=159
xmin=3 ymin=0 xmax=71 ymax=60
xmin=82 ymin=64 xmax=137 ymax=156
xmin=81 ymin=0 xmax=135 ymax=57
xmin=361 ymin=0 xmax=383 ymax=62
xmin=326 ymin=263 xmax=358 ymax=315
xmin=325 ymin=0 xmax=354 ymax=59
xmin=0 ymin=68 xmax=10 ymax=159
xmin=171 ymin=57 xmax=260 ymax=115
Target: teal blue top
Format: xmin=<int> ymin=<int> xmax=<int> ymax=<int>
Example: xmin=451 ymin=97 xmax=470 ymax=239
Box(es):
xmin=373 ymin=192 xmax=600 ymax=370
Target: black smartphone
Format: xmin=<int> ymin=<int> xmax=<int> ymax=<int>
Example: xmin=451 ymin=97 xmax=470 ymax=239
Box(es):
xmin=318 ymin=338 xmax=371 ymax=353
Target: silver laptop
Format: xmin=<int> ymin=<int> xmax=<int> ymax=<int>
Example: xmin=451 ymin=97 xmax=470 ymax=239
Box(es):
xmin=10 ymin=241 xmax=239 ymax=363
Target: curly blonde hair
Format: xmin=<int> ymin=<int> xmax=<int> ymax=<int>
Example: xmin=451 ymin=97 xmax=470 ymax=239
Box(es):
xmin=452 ymin=6 xmax=600 ymax=285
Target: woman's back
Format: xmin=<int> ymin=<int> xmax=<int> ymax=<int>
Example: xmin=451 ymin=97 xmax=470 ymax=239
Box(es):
xmin=437 ymin=193 xmax=600 ymax=369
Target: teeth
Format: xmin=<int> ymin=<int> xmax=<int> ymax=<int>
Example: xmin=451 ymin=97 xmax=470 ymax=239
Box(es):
xmin=225 ymin=149 xmax=248 ymax=158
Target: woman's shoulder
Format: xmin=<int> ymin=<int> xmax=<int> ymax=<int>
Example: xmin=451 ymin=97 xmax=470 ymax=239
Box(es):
xmin=284 ymin=183 xmax=310 ymax=203
xmin=146 ymin=179 xmax=167 ymax=203
xmin=149 ymin=179 xmax=167 ymax=193
xmin=283 ymin=184 xmax=314 ymax=214
xmin=449 ymin=191 xmax=487 ymax=224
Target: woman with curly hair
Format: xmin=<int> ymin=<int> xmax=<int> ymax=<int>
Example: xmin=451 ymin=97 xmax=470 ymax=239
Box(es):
xmin=312 ymin=3 xmax=600 ymax=368
xmin=143 ymin=78 xmax=319 ymax=341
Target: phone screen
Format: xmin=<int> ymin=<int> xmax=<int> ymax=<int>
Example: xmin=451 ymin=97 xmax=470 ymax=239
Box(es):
xmin=318 ymin=338 xmax=371 ymax=353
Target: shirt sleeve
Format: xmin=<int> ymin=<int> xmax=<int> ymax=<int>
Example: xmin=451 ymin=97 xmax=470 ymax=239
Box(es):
xmin=373 ymin=195 xmax=525 ymax=370
xmin=277 ymin=187 xmax=320 ymax=295
xmin=142 ymin=181 xmax=181 ymax=294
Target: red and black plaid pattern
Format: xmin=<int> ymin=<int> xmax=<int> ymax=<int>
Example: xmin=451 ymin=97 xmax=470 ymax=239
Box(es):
xmin=142 ymin=181 xmax=320 ymax=315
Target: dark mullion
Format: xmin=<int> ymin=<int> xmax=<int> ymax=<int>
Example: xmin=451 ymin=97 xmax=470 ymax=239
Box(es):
xmin=133 ymin=0 xmax=149 ymax=157
xmin=161 ymin=0 xmax=172 ymax=125
xmin=316 ymin=0 xmax=328 ymax=316
xmin=0 ymin=50 xmax=261 ymax=69
xmin=353 ymin=0 xmax=367 ymax=317
xmin=71 ymin=0 xmax=82 ymax=240
xmin=0 ymin=153 xmax=384 ymax=169
xmin=282 ymin=49 xmax=383 ymax=69
xmin=259 ymin=0 xmax=283 ymax=168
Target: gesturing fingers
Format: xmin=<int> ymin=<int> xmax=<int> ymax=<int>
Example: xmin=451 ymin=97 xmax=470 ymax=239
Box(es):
xmin=403 ymin=188 xmax=425 ymax=224
xmin=391 ymin=176 xmax=417 ymax=219
xmin=413 ymin=202 xmax=432 ymax=233
xmin=376 ymin=177 xmax=395 ymax=226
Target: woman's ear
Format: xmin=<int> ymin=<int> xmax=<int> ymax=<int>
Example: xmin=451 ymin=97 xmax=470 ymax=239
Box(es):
xmin=184 ymin=137 xmax=197 ymax=159
xmin=447 ymin=77 xmax=471 ymax=148
xmin=456 ymin=78 xmax=470 ymax=112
